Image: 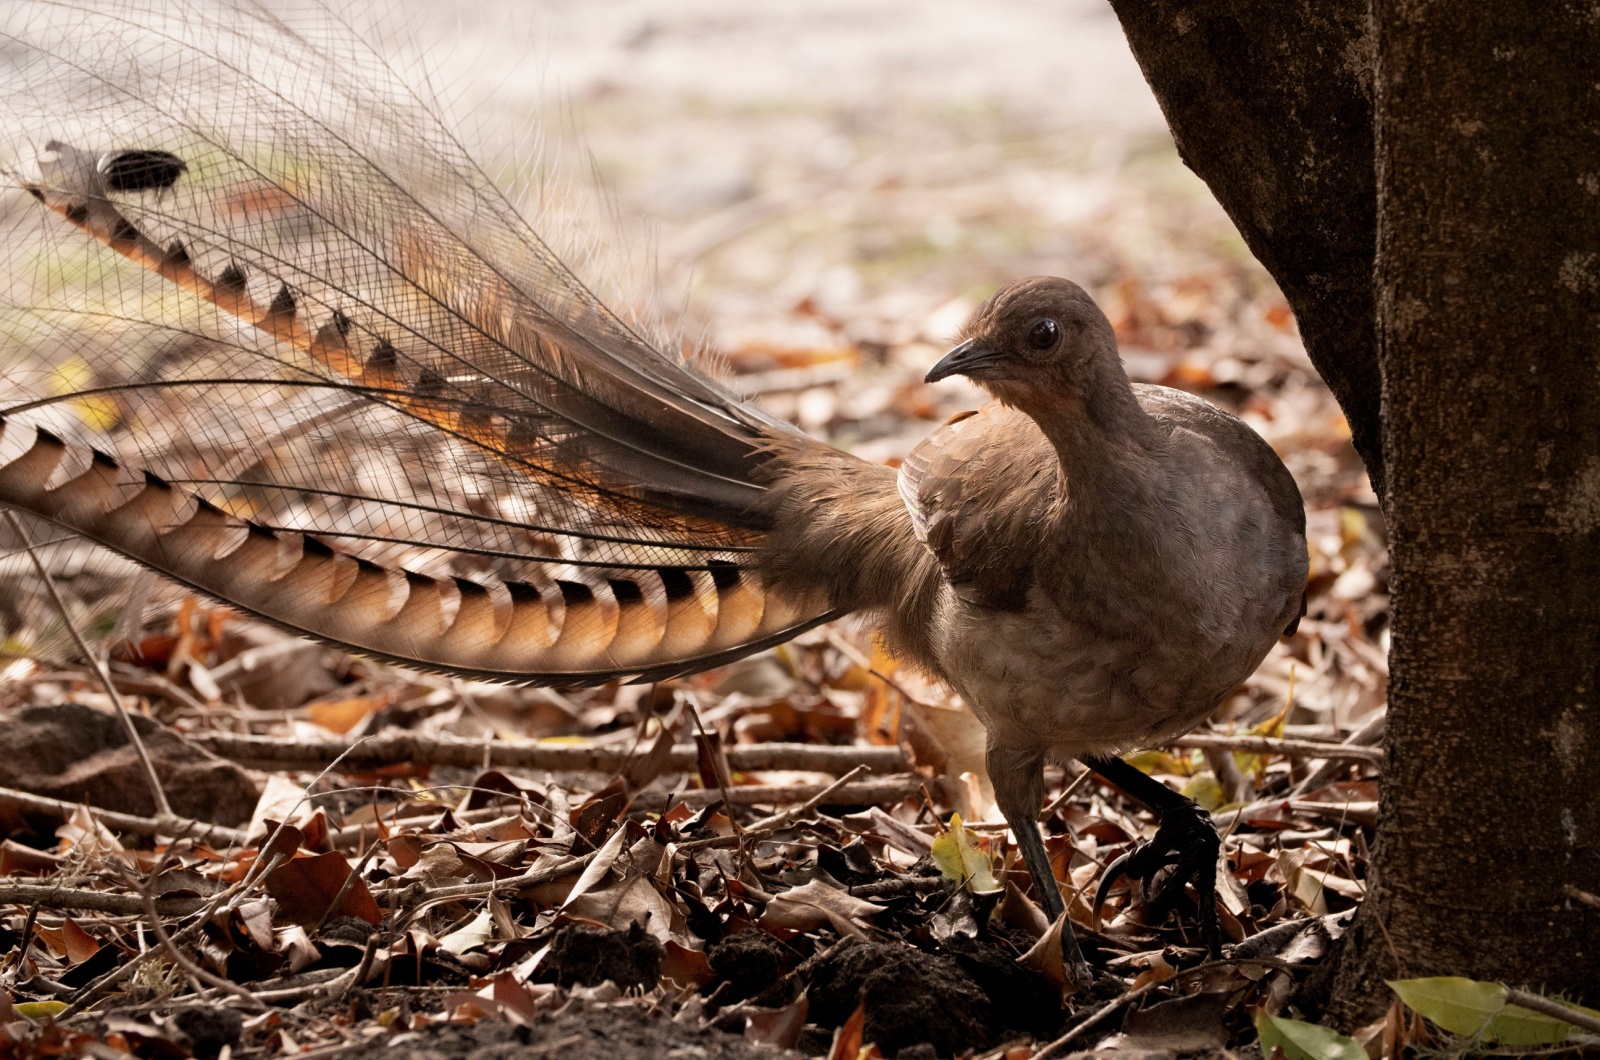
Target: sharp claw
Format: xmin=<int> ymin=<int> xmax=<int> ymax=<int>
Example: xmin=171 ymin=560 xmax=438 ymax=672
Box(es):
xmin=1092 ymin=848 xmax=1135 ymax=932
xmin=1095 ymin=800 xmax=1224 ymax=951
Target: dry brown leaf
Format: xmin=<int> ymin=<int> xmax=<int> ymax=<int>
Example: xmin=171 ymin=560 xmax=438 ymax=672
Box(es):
xmin=827 ymin=1001 xmax=868 ymax=1060
xmin=0 ymin=840 xmax=65 ymax=877
xmin=759 ymin=880 xmax=885 ymax=935
xmin=1018 ymin=913 xmax=1082 ymax=1001
xmin=660 ymin=939 xmax=716 ymax=988
xmin=59 ymin=917 xmax=99 ymax=965
xmin=305 ymin=694 xmax=384 ymax=735
xmin=745 ymin=992 xmax=810 ymax=1050
xmin=264 ymin=851 xmax=382 ymax=926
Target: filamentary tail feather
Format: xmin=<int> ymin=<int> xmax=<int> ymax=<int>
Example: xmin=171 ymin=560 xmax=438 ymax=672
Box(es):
xmin=0 ymin=0 xmax=873 ymax=683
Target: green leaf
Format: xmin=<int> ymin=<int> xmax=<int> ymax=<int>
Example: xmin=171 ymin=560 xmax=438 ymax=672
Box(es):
xmin=1388 ymin=977 xmax=1596 ymax=1045
xmin=1254 ymin=1011 xmax=1366 ymax=1060
xmin=931 ymin=813 xmax=999 ymax=893
xmin=14 ymin=1000 xmax=68 ymax=1021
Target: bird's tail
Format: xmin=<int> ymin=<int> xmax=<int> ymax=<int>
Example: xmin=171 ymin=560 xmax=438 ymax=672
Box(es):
xmin=0 ymin=0 xmax=865 ymax=684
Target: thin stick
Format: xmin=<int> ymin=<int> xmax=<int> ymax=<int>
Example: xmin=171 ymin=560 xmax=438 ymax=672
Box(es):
xmin=688 ymin=698 xmax=748 ymax=866
xmin=1290 ymin=709 xmax=1387 ymax=796
xmin=0 ymin=785 xmax=248 ymax=847
xmin=1033 ymin=956 xmax=1294 ymax=1058
xmin=137 ymin=881 xmax=265 ymax=1012
xmin=311 ymin=839 xmax=381 ymax=936
xmin=631 ymin=777 xmax=923 ymax=812
xmin=59 ymin=738 xmax=376 ymax=1020
xmin=1040 ymin=765 xmax=1095 ymax=822
xmin=677 ymin=765 xmax=869 ymax=851
xmin=1165 ymin=732 xmax=1383 ymax=764
xmin=337 ymin=935 xmax=381 ymax=1002
xmin=389 ymin=848 xmax=597 ymax=907
xmin=1505 ymin=989 xmax=1600 ymax=1038
xmin=186 ymin=731 xmax=906 ymax=775
xmin=228 ymin=735 xmax=381 ymax=913
xmin=6 ymin=510 xmax=172 ymax=821
xmin=0 ymin=884 xmax=208 ymax=917
xmin=6 ymin=903 xmax=39 ymax=987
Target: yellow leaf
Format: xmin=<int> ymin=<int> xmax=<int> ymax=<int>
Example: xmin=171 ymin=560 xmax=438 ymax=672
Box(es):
xmin=306 ymin=694 xmax=382 ymax=735
xmin=931 ymin=813 xmax=999 ymax=893
xmin=1236 ymin=664 xmax=1294 ymax=778
xmin=15 ymin=1000 xmax=68 ymax=1021
xmin=1182 ymin=772 xmax=1227 ymax=813
xmin=1124 ymin=749 xmax=1192 ymax=776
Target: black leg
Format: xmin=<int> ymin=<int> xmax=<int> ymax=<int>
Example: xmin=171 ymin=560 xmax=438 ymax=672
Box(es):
xmin=988 ymin=745 xmax=1090 ymax=983
xmin=1081 ymin=754 xmax=1223 ymax=957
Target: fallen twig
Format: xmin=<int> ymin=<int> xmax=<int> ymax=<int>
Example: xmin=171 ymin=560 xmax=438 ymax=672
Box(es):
xmin=1505 ymin=989 xmax=1600 ymax=1038
xmin=388 ymin=849 xmax=597 ymax=908
xmin=1291 ymin=710 xmax=1387 ymax=796
xmin=677 ymin=765 xmax=869 ymax=850
xmin=6 ymin=511 xmax=173 ymax=822
xmin=631 ymin=776 xmax=925 ymax=812
xmin=138 ymin=878 xmax=265 ymax=1011
xmin=0 ymin=785 xmax=249 ymax=847
xmin=1211 ymin=795 xmax=1378 ymax=831
xmin=29 ymin=665 xmax=211 ymax=716
xmin=59 ymin=739 xmax=374 ymax=1019
xmin=1166 ymin=732 xmax=1383 ymax=764
xmin=1034 ymin=956 xmax=1295 ymax=1058
xmin=845 ymin=876 xmax=948 ymax=900
xmin=186 ymin=731 xmax=907 ymax=775
xmin=0 ymin=884 xmax=208 ymax=917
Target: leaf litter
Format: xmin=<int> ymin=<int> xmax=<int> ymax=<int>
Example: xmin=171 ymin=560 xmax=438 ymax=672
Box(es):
xmin=0 ymin=3 xmax=1393 ymax=1058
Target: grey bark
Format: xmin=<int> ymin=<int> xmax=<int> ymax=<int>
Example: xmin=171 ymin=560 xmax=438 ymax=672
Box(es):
xmin=1338 ymin=0 xmax=1600 ymax=1010
xmin=1109 ymin=0 xmax=1600 ymax=1017
xmin=1107 ymin=0 xmax=1383 ymax=500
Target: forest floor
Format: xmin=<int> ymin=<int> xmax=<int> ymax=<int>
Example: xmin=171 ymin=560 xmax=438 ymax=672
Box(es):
xmin=0 ymin=2 xmax=1388 ymax=1057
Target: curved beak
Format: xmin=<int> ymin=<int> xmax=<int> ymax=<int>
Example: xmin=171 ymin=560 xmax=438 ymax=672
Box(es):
xmin=925 ymin=339 xmax=1005 ymax=383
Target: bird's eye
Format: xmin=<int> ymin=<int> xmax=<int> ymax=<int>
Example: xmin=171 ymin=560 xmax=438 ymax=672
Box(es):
xmin=1026 ymin=318 xmax=1060 ymax=350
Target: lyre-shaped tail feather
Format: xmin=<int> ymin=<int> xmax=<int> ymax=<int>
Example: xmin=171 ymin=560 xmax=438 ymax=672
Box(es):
xmin=0 ymin=418 xmax=837 ymax=684
xmin=0 ymin=0 xmax=846 ymax=682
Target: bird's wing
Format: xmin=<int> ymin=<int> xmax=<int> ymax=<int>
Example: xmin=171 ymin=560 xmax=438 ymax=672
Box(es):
xmin=0 ymin=0 xmax=834 ymax=684
xmin=896 ymin=402 xmax=1058 ymax=610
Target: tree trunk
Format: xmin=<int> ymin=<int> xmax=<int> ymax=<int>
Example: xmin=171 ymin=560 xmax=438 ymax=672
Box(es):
xmin=1333 ymin=0 xmax=1600 ymax=1012
xmin=1107 ymin=0 xmax=1384 ymax=499
xmin=1109 ymin=0 xmax=1600 ymax=1019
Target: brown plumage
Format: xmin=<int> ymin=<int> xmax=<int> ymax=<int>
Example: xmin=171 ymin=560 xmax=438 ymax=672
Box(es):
xmin=0 ymin=3 xmax=1305 ymax=978
xmin=759 ymin=278 xmax=1307 ymax=969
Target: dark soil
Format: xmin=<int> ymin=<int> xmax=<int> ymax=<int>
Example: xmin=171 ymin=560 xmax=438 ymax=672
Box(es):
xmin=346 ymin=1001 xmax=798 ymax=1060
xmin=540 ymin=924 xmax=664 ymax=992
xmin=805 ymin=941 xmax=995 ymax=1058
xmin=0 ymin=702 xmax=259 ymax=825
xmin=169 ymin=1005 xmax=245 ymax=1059
xmin=707 ymin=929 xmax=793 ymax=1006
xmin=943 ymin=934 xmax=1063 ymax=1039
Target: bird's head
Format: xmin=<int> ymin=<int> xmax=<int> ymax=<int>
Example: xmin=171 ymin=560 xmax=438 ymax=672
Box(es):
xmin=925 ymin=276 xmax=1121 ymax=413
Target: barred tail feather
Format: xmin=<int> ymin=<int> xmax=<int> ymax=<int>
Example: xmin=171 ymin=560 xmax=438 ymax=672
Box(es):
xmin=0 ymin=418 xmax=835 ymax=684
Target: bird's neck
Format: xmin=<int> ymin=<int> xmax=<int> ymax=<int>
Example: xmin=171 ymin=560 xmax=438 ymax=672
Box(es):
xmin=1021 ymin=370 xmax=1160 ymax=501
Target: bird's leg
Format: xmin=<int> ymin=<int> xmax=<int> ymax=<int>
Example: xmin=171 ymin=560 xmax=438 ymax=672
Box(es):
xmin=1082 ymin=754 xmax=1223 ymax=957
xmin=988 ymin=745 xmax=1090 ymax=980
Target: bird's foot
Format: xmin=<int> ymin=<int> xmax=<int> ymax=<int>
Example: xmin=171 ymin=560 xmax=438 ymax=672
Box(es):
xmin=1093 ymin=797 xmax=1222 ymax=957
